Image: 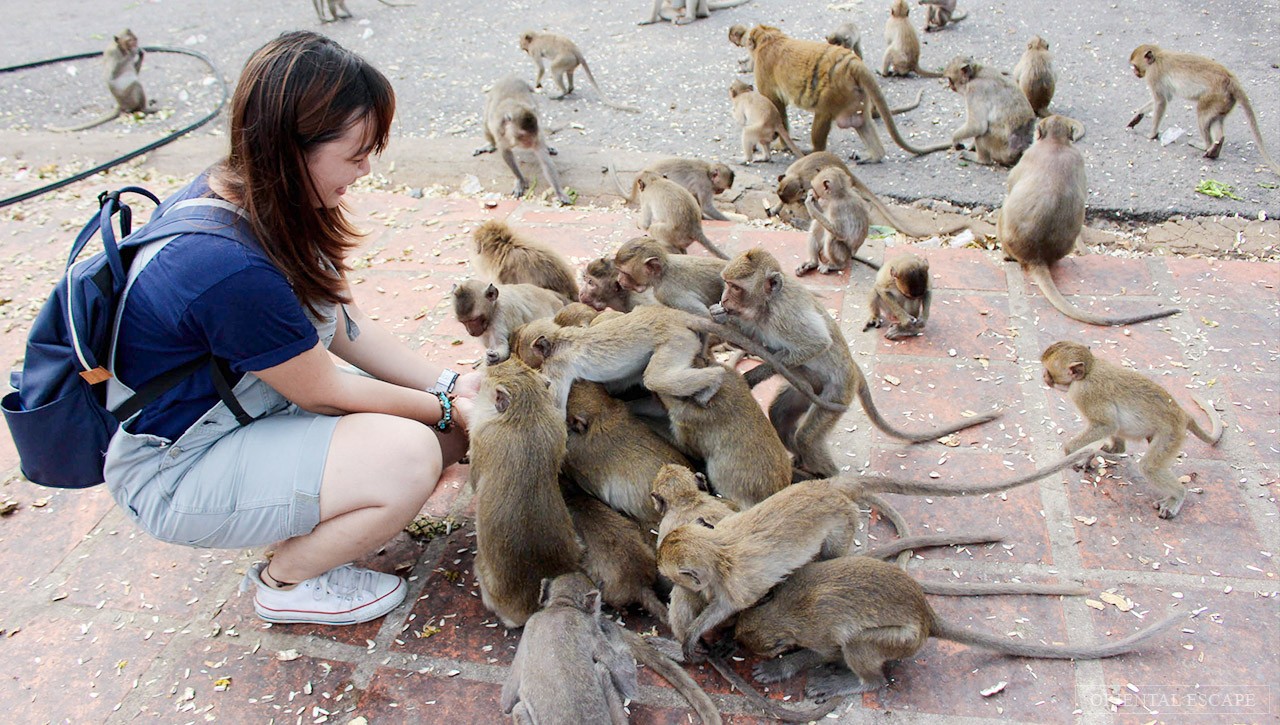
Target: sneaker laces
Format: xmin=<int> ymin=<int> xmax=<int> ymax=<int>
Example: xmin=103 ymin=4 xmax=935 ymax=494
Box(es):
xmin=309 ymin=564 xmax=379 ymax=602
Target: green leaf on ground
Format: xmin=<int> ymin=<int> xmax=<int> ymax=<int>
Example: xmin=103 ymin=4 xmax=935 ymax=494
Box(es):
xmin=1195 ymin=179 xmax=1243 ymax=201
xmin=868 ymin=225 xmax=896 ymax=239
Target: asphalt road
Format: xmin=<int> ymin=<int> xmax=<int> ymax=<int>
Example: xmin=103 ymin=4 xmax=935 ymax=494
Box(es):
xmin=2 ymin=0 xmax=1277 ymax=219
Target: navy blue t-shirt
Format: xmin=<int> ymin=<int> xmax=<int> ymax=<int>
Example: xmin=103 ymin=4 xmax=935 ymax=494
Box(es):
xmin=114 ymin=176 xmax=319 ymax=440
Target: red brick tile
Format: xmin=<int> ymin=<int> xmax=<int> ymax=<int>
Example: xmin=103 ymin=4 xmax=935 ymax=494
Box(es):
xmin=857 ymin=359 xmax=1010 ymax=445
xmin=1020 ymin=297 xmax=1184 ymax=363
xmin=631 ymin=702 xmax=777 ymax=724
xmin=357 ymin=667 xmax=506 ymax=721
xmin=724 ymin=228 xmax=809 ymax=269
xmin=512 ymin=206 xmax=633 ymax=229
xmin=424 ymin=463 xmax=470 ymax=517
xmin=1018 ymin=255 xmax=1159 ymax=297
xmin=870 ymin=292 xmax=1017 ymax=362
xmin=0 ymin=483 xmax=115 ymax=597
xmin=897 ymin=245 xmax=1009 ymax=291
xmin=1167 ymin=257 xmax=1280 ymax=302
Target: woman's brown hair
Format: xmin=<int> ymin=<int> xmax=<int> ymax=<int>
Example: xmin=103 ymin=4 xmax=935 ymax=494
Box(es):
xmin=216 ymin=31 xmax=394 ymax=313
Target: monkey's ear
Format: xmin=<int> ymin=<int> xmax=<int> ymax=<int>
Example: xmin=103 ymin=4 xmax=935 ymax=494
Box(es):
xmin=651 ymin=492 xmax=668 ymax=515
xmin=485 ymin=283 xmax=499 ymax=301
xmin=538 ymin=577 xmax=554 ymax=606
xmin=1144 ymin=49 xmax=1155 ymax=64
xmin=694 ymin=472 xmax=711 ymax=492
xmin=568 ymin=414 xmax=589 ymax=433
xmin=1067 ymin=362 xmax=1086 ymax=380
xmin=821 ymin=177 xmax=832 ymax=192
xmin=679 ymin=568 xmax=703 ymax=588
xmin=532 ymin=335 xmax=553 ymax=358
xmin=764 ymin=271 xmax=784 ymax=296
xmin=495 ymin=386 xmax=512 ymax=414
xmin=637 ymin=178 xmax=646 ymax=191
xmin=777 ymin=174 xmax=786 ymax=183
xmin=695 ymin=516 xmax=715 ymax=529
xmin=584 ymin=588 xmax=602 ymax=614
xmin=644 ymin=256 xmax=662 ymax=275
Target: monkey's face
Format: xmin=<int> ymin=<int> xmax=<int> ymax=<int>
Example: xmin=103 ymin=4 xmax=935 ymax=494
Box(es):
xmin=717 ymin=280 xmax=751 ymax=320
xmin=776 ymin=177 xmax=805 ymax=204
xmin=461 ymin=315 xmax=489 ymax=337
xmin=710 ymin=166 xmax=734 ymax=194
xmin=518 ymin=32 xmax=534 ymax=51
xmin=578 ymin=277 xmax=609 ymax=310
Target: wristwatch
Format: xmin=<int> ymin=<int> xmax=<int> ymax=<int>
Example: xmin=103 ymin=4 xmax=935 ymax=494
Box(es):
xmin=427 ymin=368 xmax=459 ymax=395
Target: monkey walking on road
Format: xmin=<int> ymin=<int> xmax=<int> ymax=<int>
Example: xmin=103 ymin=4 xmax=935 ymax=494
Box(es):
xmin=312 ymin=0 xmax=413 ymax=22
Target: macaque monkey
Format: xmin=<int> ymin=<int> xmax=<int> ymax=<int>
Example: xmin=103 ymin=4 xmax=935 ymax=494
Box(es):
xmin=518 ymin=31 xmax=639 ymax=112
xmin=642 ymin=0 xmax=752 ymax=26
xmin=1000 ymin=116 xmax=1180 ymax=325
xmin=1127 ymin=44 xmax=1280 ymax=175
xmin=612 ymin=158 xmax=737 ymax=222
xmin=474 ymin=76 xmax=573 ymax=206
xmin=712 ymin=249 xmax=999 ymax=477
xmin=740 ymin=25 xmax=943 ymax=160
xmin=864 ymin=253 xmax=930 ymax=339
xmin=826 ymin=21 xmax=863 ymax=58
xmin=579 ymin=257 xmax=650 ymax=312
xmin=452 ymin=280 xmax=567 ymax=365
xmin=918 ymin=0 xmax=966 ymax=31
xmin=501 ymin=573 xmax=637 ymax=723
xmin=554 ymin=302 xmax=605 ymax=327
xmin=1013 ymin=36 xmax=1055 ymax=118
xmin=730 ymin=80 xmax=805 ymax=163
xmin=614 ymin=236 xmax=726 ymax=316
xmin=51 ymin=30 xmax=155 ymax=132
xmin=564 ymin=486 xmax=668 ymax=622
xmin=1042 ymin=340 xmax=1224 ymax=518
xmin=470 ymin=359 xmax=582 ymax=629
xmin=659 ymin=448 xmax=1100 ymax=659
xmin=881 ymin=0 xmax=943 ymax=78
xmin=797 ymin=167 xmax=881 ymax=276
xmin=473 ymin=220 xmax=579 ymax=300
xmin=635 ymin=171 xmax=732 ymax=259
xmin=312 ymin=0 xmax=412 ymax=22
xmin=565 ymin=382 xmax=692 ymax=525
xmin=651 ymin=465 xmax=739 ymax=545
xmin=738 ymin=557 xmax=1179 ymax=700
xmin=923 ymin=57 xmax=1039 ymax=166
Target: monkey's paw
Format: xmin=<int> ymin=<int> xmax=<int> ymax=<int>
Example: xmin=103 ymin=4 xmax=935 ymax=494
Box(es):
xmin=795 ymin=261 xmax=819 ymax=276
xmin=884 ymin=325 xmax=922 ymax=341
xmin=708 ymin=303 xmax=729 ymax=323
xmin=1156 ymin=497 xmax=1184 ymax=519
xmin=644 ymin=636 xmax=685 ymax=662
xmin=1126 ymin=113 xmax=1144 ymax=128
xmin=1147 ymin=131 xmax=1160 ymax=141
xmin=753 ymin=658 xmax=801 ymax=683
xmin=862 ymin=318 xmax=883 ymax=331
xmin=806 ymin=669 xmax=880 ymax=700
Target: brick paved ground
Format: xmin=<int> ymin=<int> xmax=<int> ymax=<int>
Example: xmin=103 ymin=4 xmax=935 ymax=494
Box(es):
xmin=0 ymin=177 xmax=1276 ymax=723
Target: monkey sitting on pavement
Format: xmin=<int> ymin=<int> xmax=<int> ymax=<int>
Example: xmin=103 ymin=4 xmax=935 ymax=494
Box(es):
xmin=50 ymin=30 xmax=156 ymax=133
xmin=864 ymin=253 xmax=930 ymax=339
xmin=452 ymin=280 xmax=568 ymax=365
xmin=473 ymin=220 xmax=579 ymax=300
xmin=474 ymin=76 xmax=573 ymax=205
xmin=881 ymin=0 xmax=944 ymax=78
xmin=1041 ymin=340 xmax=1223 ymax=519
xmin=519 ymin=31 xmax=639 ymax=112
xmin=918 ymin=0 xmax=966 ymax=31
xmin=1013 ymin=36 xmax=1055 ymax=118
xmin=797 ymin=167 xmax=882 ymax=276
xmin=920 ymin=56 xmax=1042 ymax=166
xmin=641 ymin=0 xmax=752 ymax=26
xmin=614 ymin=236 xmax=726 ymax=316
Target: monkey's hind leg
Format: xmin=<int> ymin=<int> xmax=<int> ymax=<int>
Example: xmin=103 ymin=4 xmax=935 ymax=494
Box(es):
xmin=767 ymin=384 xmax=809 ymax=453
xmin=1141 ymin=431 xmax=1188 ymax=519
xmin=752 ymin=648 xmax=829 ymax=683
xmin=792 ymin=407 xmax=842 ymax=478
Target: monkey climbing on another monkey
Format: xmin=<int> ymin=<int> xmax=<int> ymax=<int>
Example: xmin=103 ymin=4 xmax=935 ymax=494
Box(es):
xmin=50 ymin=30 xmax=156 ymax=133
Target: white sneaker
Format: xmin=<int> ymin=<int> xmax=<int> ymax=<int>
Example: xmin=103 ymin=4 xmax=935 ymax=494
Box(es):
xmin=243 ymin=562 xmax=406 ymax=625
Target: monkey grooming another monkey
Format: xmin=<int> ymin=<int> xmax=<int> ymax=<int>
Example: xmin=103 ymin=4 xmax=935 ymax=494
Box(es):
xmin=312 ymin=0 xmax=413 ymax=22
xmin=642 ymin=0 xmax=752 ymax=26
xmin=470 ymin=359 xmax=582 ymax=628
xmin=797 ymin=167 xmax=882 ymax=276
xmin=1042 ymin=340 xmax=1224 ymax=519
xmin=864 ymin=253 xmax=930 ymax=339
xmin=611 ymin=158 xmax=737 ymax=222
xmin=634 ymin=171 xmax=732 ymax=259
xmin=918 ymin=0 xmax=966 ymax=31
xmin=881 ymin=0 xmax=943 ymax=78
xmin=826 ymin=21 xmax=863 ymax=58
xmin=564 ymin=485 xmax=669 ymax=622
xmin=712 ymin=249 xmax=999 ymax=478
xmin=579 ymin=257 xmax=651 ymax=312
xmin=501 ymin=573 xmax=637 ymax=724
xmin=453 ymin=280 xmax=568 ymax=365
xmin=1014 ymin=36 xmax=1056 ymax=118
xmin=614 ymin=236 xmax=726 ymax=316
xmin=473 ymin=220 xmax=579 ymax=300
xmin=519 ymin=31 xmax=639 ymax=112
xmin=730 ymin=80 xmax=805 ymax=164
xmin=1000 ymin=116 xmax=1181 ymax=326
xmin=1127 ymin=44 xmax=1280 ymax=175
xmin=474 ymin=76 xmax=573 ymax=206
xmin=51 ymin=30 xmax=155 ymax=133
xmin=739 ymin=557 xmax=1178 ymax=700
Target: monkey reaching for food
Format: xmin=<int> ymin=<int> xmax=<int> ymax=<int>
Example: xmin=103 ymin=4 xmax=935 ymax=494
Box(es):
xmin=452 ymin=280 xmax=568 ymax=365
xmin=864 ymin=253 xmax=930 ymax=339
xmin=518 ymin=31 xmax=639 ymax=112
xmin=474 ymin=76 xmax=573 ymax=205
xmin=1041 ymin=340 xmax=1223 ymax=518
xmin=797 ymin=167 xmax=882 ymax=276
xmin=614 ymin=236 xmax=726 ymax=316
xmin=730 ymin=80 xmax=805 ymax=164
xmin=50 ymin=30 xmax=156 ymax=133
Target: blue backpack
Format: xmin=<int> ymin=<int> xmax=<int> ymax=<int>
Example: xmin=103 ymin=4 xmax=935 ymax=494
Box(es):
xmin=2 ymin=186 xmax=253 ymax=488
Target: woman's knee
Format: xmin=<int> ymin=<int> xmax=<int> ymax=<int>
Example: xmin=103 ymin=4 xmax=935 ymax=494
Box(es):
xmin=327 ymin=413 xmax=444 ymax=500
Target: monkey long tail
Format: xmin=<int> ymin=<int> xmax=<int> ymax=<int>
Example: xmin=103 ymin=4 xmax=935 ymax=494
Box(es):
xmin=700 ymin=321 xmax=848 ymax=413
xmin=847 ymin=175 xmax=968 ymax=238
xmin=1025 ymin=265 xmax=1181 ymax=326
xmin=949 ymin=10 xmax=968 ymax=22
xmin=931 ymin=612 xmax=1180 ymax=659
xmin=863 ymin=75 xmax=947 ymax=157
xmin=619 ymin=629 xmax=723 ymax=725
xmin=576 ymin=56 xmax=640 ymax=113
xmin=605 ymin=159 xmax=638 ymax=202
xmin=706 ymin=654 xmax=842 ymax=722
xmin=922 ymin=580 xmax=1090 ymax=596
xmin=842 ymin=442 xmax=1101 ymax=498
xmin=854 ymin=378 xmax=999 ymax=442
xmin=47 ymin=108 xmax=122 ymax=133
xmin=1232 ymin=87 xmax=1280 ymax=176
xmin=862 ymin=531 xmax=1003 ymax=561
xmin=1188 ymin=394 xmax=1224 ymax=446
xmin=695 ymin=231 xmax=732 ymax=260
xmin=859 ymin=492 xmax=912 ymax=567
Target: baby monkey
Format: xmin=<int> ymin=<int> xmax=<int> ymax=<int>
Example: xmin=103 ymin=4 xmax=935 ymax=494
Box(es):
xmin=1042 ymin=341 xmax=1223 ymax=519
xmin=519 ymin=31 xmax=639 ymax=112
xmin=729 ymin=80 xmax=804 ymax=164
xmin=864 ymin=253 xmax=930 ymax=339
xmin=798 ymin=167 xmax=881 ymax=276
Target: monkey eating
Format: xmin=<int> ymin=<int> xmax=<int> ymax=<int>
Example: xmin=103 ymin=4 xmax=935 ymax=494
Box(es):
xmin=634 ymin=171 xmax=732 ymax=259
xmin=473 ymin=220 xmax=579 ymax=300
xmin=864 ymin=253 xmax=930 ymax=339
xmin=474 ymin=75 xmax=573 ymax=205
xmin=918 ymin=0 xmax=967 ymax=31
xmin=796 ymin=167 xmax=882 ymax=276
xmin=518 ymin=31 xmax=639 ymax=112
xmin=1000 ymin=115 xmax=1181 ymax=326
xmin=1127 ymin=44 xmax=1280 ymax=175
xmin=881 ymin=0 xmax=944 ymax=78
xmin=1041 ymin=340 xmax=1224 ymax=518
xmin=1013 ymin=36 xmax=1056 ymax=118
xmin=729 ymin=80 xmax=805 ymax=164
xmin=614 ymin=236 xmax=726 ymax=316
xmin=50 ymin=30 xmax=155 ymax=132
xmin=452 ymin=280 xmax=567 ymax=365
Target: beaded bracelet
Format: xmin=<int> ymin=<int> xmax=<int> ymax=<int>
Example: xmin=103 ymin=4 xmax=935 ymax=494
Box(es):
xmin=433 ymin=391 xmax=454 ymax=431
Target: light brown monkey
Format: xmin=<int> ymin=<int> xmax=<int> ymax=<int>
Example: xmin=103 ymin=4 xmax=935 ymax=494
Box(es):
xmin=611 ymin=158 xmax=738 ymax=222
xmin=473 ymin=220 xmax=579 ymax=300
xmin=1000 ymin=116 xmax=1181 ymax=325
xmin=564 ymin=485 xmax=669 ymax=622
xmin=1013 ymin=36 xmax=1055 ymax=117
xmin=658 ymin=448 xmax=1101 ymax=659
xmin=507 ymin=318 xmax=564 ymax=371
xmin=518 ymin=31 xmax=639 ymax=112
xmin=501 ymin=572 xmax=637 ymax=724
xmin=712 ymin=249 xmax=998 ymax=477
xmin=578 ymin=257 xmax=649 ymax=312
xmin=651 ymin=465 xmax=739 ymax=545
xmin=1127 ymin=44 xmax=1280 ymax=175
xmin=741 ymin=25 xmax=943 ymax=160
xmin=470 ymin=358 xmax=582 ymax=629
xmin=643 ymin=0 xmax=752 ymax=26
xmin=864 ymin=253 xmax=930 ymax=339
xmin=738 ymin=557 xmax=1178 ymax=700
xmin=797 ymin=167 xmax=881 ymax=276
xmin=730 ymin=80 xmax=805 ymax=163
xmin=881 ymin=0 xmax=943 ymax=78
xmin=533 ymin=304 xmax=841 ymax=413
xmin=312 ymin=0 xmax=412 ymax=22
xmin=474 ymin=76 xmax=572 ymax=206
xmin=614 ymin=236 xmax=726 ymax=316
xmin=635 ymin=171 xmax=732 ymax=259
xmin=918 ymin=0 xmax=966 ymax=32
xmin=826 ymin=21 xmax=863 ymax=58
xmin=921 ymin=57 xmax=1039 ymax=166
xmin=564 ymin=382 xmax=692 ymax=525
xmin=453 ymin=280 xmax=568 ymax=365
xmin=50 ymin=30 xmax=155 ymax=132
xmin=554 ymin=302 xmax=604 ymax=327
xmin=1042 ymin=340 xmax=1223 ymax=519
